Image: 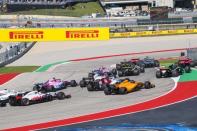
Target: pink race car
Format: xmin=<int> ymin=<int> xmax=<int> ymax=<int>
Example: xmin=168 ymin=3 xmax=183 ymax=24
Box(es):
xmin=33 ymin=78 xmax=77 ymax=92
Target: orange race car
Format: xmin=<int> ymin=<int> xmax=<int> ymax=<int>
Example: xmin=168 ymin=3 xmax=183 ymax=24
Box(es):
xmin=104 ymin=78 xmax=155 ymax=95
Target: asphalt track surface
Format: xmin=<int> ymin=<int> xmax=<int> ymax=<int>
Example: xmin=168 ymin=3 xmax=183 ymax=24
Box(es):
xmin=8 ymin=34 xmax=197 ymax=66
xmin=0 ymin=57 xmax=174 ymax=129
xmin=1 ymin=35 xmax=197 ymax=130
xmin=47 ymin=97 xmax=197 ymax=131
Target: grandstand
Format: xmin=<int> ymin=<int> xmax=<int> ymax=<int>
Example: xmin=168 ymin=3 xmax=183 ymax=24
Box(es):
xmin=0 ymin=0 xmax=94 ymax=13
xmin=0 ymin=0 xmax=196 ymax=17
xmin=1 ymin=0 xmax=194 ymax=10
xmin=5 ymin=0 xmax=91 ymax=5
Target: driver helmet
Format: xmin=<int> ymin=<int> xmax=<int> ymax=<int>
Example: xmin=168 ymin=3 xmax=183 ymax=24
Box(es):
xmin=52 ymin=77 xmax=56 ymax=81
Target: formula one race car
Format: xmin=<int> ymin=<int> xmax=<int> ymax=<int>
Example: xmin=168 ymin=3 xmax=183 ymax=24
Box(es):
xmin=86 ymin=76 xmax=114 ymax=91
xmin=116 ymin=61 xmax=144 ymax=77
xmin=156 ymin=64 xmax=191 ymax=78
xmin=79 ymin=77 xmax=92 ymax=88
xmin=0 ymin=89 xmax=24 ymax=107
xmin=104 ymin=78 xmax=155 ymax=95
xmin=9 ymin=91 xmax=71 ymax=106
xmin=79 ymin=71 xmax=115 ymax=90
xmin=79 ymin=67 xmax=116 ymax=88
xmin=130 ymin=57 xmax=160 ymax=68
xmin=33 ymin=78 xmax=77 ymax=92
xmin=87 ymin=67 xmax=117 ymax=78
xmin=178 ymin=56 xmax=197 ymax=68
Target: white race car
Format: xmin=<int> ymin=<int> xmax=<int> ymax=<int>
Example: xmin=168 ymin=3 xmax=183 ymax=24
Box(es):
xmin=9 ymin=91 xmax=71 ymax=106
xmin=0 ymin=89 xmax=23 ymax=107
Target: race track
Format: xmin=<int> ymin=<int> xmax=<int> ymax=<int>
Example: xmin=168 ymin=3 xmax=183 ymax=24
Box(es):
xmin=0 ymin=57 xmax=174 ymax=129
xmin=1 ymin=35 xmax=197 ymax=130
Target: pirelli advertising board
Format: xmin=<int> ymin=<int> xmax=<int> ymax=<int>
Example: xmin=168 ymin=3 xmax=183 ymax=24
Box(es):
xmin=0 ymin=28 xmax=109 ymax=42
xmin=110 ymin=29 xmax=197 ymax=38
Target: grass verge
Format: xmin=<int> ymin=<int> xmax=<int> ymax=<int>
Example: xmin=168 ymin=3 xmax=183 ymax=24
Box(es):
xmin=159 ymin=59 xmax=178 ymax=67
xmin=0 ymin=66 xmax=40 ymax=73
xmin=1 ymin=2 xmax=105 ymax=17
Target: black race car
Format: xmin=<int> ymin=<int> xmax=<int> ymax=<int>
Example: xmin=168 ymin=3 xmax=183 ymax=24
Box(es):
xmin=79 ymin=75 xmax=113 ymax=91
xmin=130 ymin=57 xmax=160 ymax=68
xmin=116 ymin=61 xmax=144 ymax=77
xmin=156 ymin=64 xmax=191 ymax=78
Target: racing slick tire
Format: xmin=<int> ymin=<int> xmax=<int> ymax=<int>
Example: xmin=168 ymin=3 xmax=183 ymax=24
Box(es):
xmin=118 ymin=71 xmax=124 ymax=77
xmin=172 ymin=70 xmax=179 ymax=77
xmin=180 ymin=52 xmax=185 ymax=56
xmin=141 ymin=64 xmax=145 ymax=68
xmin=116 ymin=64 xmax=121 ymax=70
xmin=57 ymin=92 xmax=66 ymax=100
xmin=190 ymin=61 xmax=195 ymax=67
xmin=185 ymin=66 xmax=191 ymax=73
xmin=154 ymin=60 xmax=160 ymax=67
xmin=94 ymin=81 xmax=100 ymax=90
xmin=140 ymin=66 xmax=145 ymax=73
xmin=87 ymin=83 xmax=94 ymax=91
xmin=104 ymin=87 xmax=112 ymax=95
xmin=79 ymin=80 xmax=86 ymax=88
xmin=65 ymin=94 xmax=71 ymax=99
xmin=137 ymin=62 xmax=145 ymax=68
xmin=156 ymin=71 xmax=162 ymax=78
xmin=101 ymin=84 xmax=107 ymax=90
xmin=21 ymin=98 xmax=30 ymax=106
xmin=144 ymin=81 xmax=151 ymax=89
xmin=119 ymin=87 xmax=127 ymax=94
xmin=146 ymin=63 xmax=151 ymax=68
xmin=9 ymin=98 xmax=17 ymax=106
xmin=47 ymin=94 xmax=53 ymax=101
xmin=70 ymin=80 xmax=77 ymax=87
xmin=133 ymin=69 xmax=140 ymax=76
xmin=0 ymin=102 xmax=6 ymax=107
xmin=112 ymin=68 xmax=117 ymax=76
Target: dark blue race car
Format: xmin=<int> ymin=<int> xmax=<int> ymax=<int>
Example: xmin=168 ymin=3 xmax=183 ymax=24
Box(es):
xmin=130 ymin=57 xmax=160 ymax=68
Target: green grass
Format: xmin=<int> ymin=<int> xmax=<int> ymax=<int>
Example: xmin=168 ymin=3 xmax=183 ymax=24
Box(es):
xmin=0 ymin=66 xmax=40 ymax=73
xmin=159 ymin=59 xmax=178 ymax=67
xmin=1 ymin=2 xmax=105 ymax=17
xmin=159 ymin=59 xmax=178 ymax=64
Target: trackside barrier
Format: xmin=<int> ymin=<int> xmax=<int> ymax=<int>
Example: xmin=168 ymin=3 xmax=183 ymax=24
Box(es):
xmin=0 ymin=28 xmax=109 ymax=42
xmin=0 ymin=28 xmax=196 ymax=41
xmin=0 ymin=42 xmax=35 ymax=67
xmin=110 ymin=29 xmax=197 ymax=38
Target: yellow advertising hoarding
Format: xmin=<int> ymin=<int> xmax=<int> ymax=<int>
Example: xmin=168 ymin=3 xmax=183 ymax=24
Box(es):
xmin=1 ymin=28 xmax=196 ymax=41
xmin=0 ymin=28 xmax=109 ymax=42
xmin=111 ymin=29 xmax=197 ymax=38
